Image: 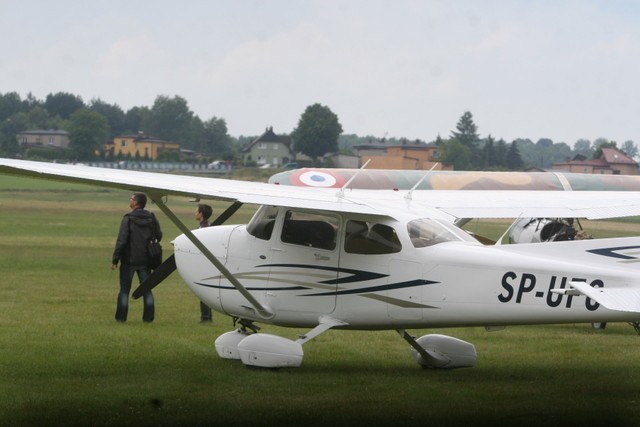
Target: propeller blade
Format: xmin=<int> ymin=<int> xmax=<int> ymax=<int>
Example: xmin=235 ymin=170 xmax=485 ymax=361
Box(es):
xmin=211 ymin=201 xmax=242 ymax=226
xmin=132 ymin=254 xmax=177 ymax=299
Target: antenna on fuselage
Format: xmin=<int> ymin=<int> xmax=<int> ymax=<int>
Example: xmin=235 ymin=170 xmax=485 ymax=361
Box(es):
xmin=337 ymin=159 xmax=371 ymax=198
xmin=405 ymin=162 xmax=440 ymax=201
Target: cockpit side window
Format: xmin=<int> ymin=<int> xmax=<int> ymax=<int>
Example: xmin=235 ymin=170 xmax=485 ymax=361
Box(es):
xmin=344 ymin=220 xmax=402 ymax=254
xmin=246 ymin=205 xmax=278 ymax=240
xmin=281 ymin=210 xmax=338 ymax=250
xmin=408 ymin=218 xmax=478 ymax=248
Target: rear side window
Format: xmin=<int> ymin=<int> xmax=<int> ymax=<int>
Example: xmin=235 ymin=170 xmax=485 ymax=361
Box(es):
xmin=344 ymin=220 xmax=401 ymax=254
xmin=281 ymin=210 xmax=338 ymax=250
xmin=408 ymin=218 xmax=478 ymax=247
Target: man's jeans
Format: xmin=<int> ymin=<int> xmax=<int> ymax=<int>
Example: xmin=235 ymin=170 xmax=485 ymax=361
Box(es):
xmin=115 ymin=263 xmax=154 ymax=322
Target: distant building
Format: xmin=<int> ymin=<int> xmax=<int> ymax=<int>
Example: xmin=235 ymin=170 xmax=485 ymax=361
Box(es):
xmin=552 ymin=148 xmax=638 ymax=175
xmin=353 ymin=143 xmax=451 ymax=170
xmin=242 ymin=127 xmax=293 ymax=167
xmin=17 ymin=130 xmax=70 ymax=149
xmin=103 ymin=132 xmax=180 ymax=160
xmin=324 ymin=153 xmax=360 ymax=168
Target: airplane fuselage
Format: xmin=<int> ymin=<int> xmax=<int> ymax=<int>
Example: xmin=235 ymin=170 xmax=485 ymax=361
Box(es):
xmin=174 ymin=206 xmax=640 ymax=330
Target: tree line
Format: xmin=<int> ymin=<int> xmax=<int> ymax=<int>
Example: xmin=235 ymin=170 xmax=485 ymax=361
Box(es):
xmin=0 ymin=91 xmax=636 ymax=170
xmin=0 ymin=92 xmax=233 ymax=162
xmin=339 ymin=111 xmax=637 ymax=171
xmin=437 ymin=111 xmax=637 ymax=171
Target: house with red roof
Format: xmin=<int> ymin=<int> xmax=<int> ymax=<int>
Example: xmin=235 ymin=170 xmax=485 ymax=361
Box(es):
xmin=552 ymin=147 xmax=638 ymax=175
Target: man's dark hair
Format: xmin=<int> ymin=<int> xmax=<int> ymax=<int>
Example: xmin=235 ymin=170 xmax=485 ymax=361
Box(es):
xmin=132 ymin=192 xmax=147 ymax=208
xmin=198 ymin=203 xmax=212 ymax=220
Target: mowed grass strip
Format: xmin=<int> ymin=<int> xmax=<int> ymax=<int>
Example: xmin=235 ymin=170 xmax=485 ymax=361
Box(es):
xmin=0 ymin=176 xmax=639 ymax=426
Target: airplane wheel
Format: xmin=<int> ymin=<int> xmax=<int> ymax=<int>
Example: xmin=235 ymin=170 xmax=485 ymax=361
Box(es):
xmin=592 ymin=322 xmax=607 ymax=330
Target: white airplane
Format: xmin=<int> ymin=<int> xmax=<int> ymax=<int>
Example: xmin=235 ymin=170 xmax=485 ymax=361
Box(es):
xmin=3 ymin=158 xmax=640 ymax=370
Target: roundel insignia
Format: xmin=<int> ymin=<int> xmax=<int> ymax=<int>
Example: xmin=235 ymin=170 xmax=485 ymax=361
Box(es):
xmin=289 ymin=170 xmax=346 ymax=187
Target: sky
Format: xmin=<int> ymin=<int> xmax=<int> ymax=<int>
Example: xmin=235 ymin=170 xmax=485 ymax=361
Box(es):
xmin=2 ymin=0 xmax=640 ymax=146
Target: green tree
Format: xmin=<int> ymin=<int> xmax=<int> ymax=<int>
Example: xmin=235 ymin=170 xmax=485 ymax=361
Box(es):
xmin=0 ymin=112 xmax=28 ymax=157
xmin=506 ymin=141 xmax=524 ymax=170
xmin=202 ymin=116 xmax=232 ymax=155
xmin=24 ymin=92 xmax=42 ymax=110
xmin=292 ymin=103 xmax=343 ymax=164
xmin=592 ymin=139 xmax=617 ymax=159
xmin=89 ymin=98 xmax=126 ymax=138
xmin=622 ymin=140 xmax=638 ymax=159
xmin=451 ymin=111 xmax=480 ymax=168
xmin=144 ymin=95 xmax=193 ymax=146
xmin=124 ymin=106 xmax=150 ymax=134
xmin=26 ymin=106 xmax=50 ymax=129
xmin=189 ymin=116 xmax=206 ymax=152
xmin=0 ymin=92 xmax=26 ymax=121
xmin=536 ymin=138 xmax=553 ymax=149
xmin=451 ymin=111 xmax=479 ymax=148
xmin=441 ymin=138 xmax=472 ymax=170
xmin=68 ymin=109 xmax=109 ymax=160
xmin=0 ymin=132 xmax=9 ymax=157
xmin=44 ymin=92 xmax=85 ymax=119
xmin=573 ymin=139 xmax=592 ymax=158
xmin=494 ymin=139 xmax=508 ymax=168
xmin=536 ymin=138 xmax=555 ymax=168
xmin=480 ymin=135 xmax=496 ymax=169
xmin=548 ymin=142 xmax=572 ymax=167
xmin=513 ymin=139 xmax=537 ymax=168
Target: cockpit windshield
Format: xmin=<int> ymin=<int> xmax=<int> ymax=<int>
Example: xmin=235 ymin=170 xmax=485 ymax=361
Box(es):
xmin=247 ymin=205 xmax=278 ymax=240
xmin=408 ymin=218 xmax=478 ymax=248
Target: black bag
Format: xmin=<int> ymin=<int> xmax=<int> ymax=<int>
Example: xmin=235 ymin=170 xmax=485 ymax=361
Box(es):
xmin=148 ymin=238 xmax=162 ymax=270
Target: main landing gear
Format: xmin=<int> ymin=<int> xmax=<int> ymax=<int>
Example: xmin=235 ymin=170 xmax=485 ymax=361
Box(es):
xmin=591 ymin=321 xmax=640 ymax=334
xmin=397 ymin=329 xmax=477 ymax=369
xmin=214 ymin=316 xmax=347 ymax=368
xmin=213 ymin=317 xmax=478 ymax=370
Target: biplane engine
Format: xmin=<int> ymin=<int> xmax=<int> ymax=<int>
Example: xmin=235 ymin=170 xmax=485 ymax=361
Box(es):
xmin=507 ymin=218 xmax=588 ymax=244
xmin=410 ymin=334 xmax=477 ymax=369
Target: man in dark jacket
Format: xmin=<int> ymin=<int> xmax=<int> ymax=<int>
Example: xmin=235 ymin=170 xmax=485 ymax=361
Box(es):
xmin=111 ymin=192 xmax=162 ymax=322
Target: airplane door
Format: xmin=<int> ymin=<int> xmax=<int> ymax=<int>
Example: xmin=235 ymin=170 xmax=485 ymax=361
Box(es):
xmin=221 ymin=207 xmax=277 ymax=314
xmin=340 ymin=220 xmax=422 ymax=321
xmin=266 ymin=210 xmax=339 ymax=316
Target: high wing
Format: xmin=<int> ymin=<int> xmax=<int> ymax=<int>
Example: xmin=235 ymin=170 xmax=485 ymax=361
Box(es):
xmin=2 ymin=159 xmax=640 ymax=220
xmin=394 ymin=190 xmax=640 ymax=220
xmin=0 ymin=158 xmax=380 ymax=215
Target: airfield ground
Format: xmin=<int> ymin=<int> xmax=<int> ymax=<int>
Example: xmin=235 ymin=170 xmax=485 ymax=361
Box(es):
xmin=1 ymin=175 xmax=639 ymax=426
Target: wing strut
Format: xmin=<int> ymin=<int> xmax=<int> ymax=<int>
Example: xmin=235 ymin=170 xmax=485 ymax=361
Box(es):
xmin=211 ymin=201 xmax=243 ymax=226
xmin=404 ymin=162 xmax=439 ymax=201
xmin=337 ymin=159 xmax=371 ymax=198
xmin=132 ymin=201 xmax=245 ymax=299
xmin=396 ymin=329 xmax=449 ymax=367
xmin=147 ymin=194 xmax=273 ymax=319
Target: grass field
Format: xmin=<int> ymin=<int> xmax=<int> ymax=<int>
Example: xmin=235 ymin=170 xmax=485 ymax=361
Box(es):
xmin=1 ymin=175 xmax=640 ymax=426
